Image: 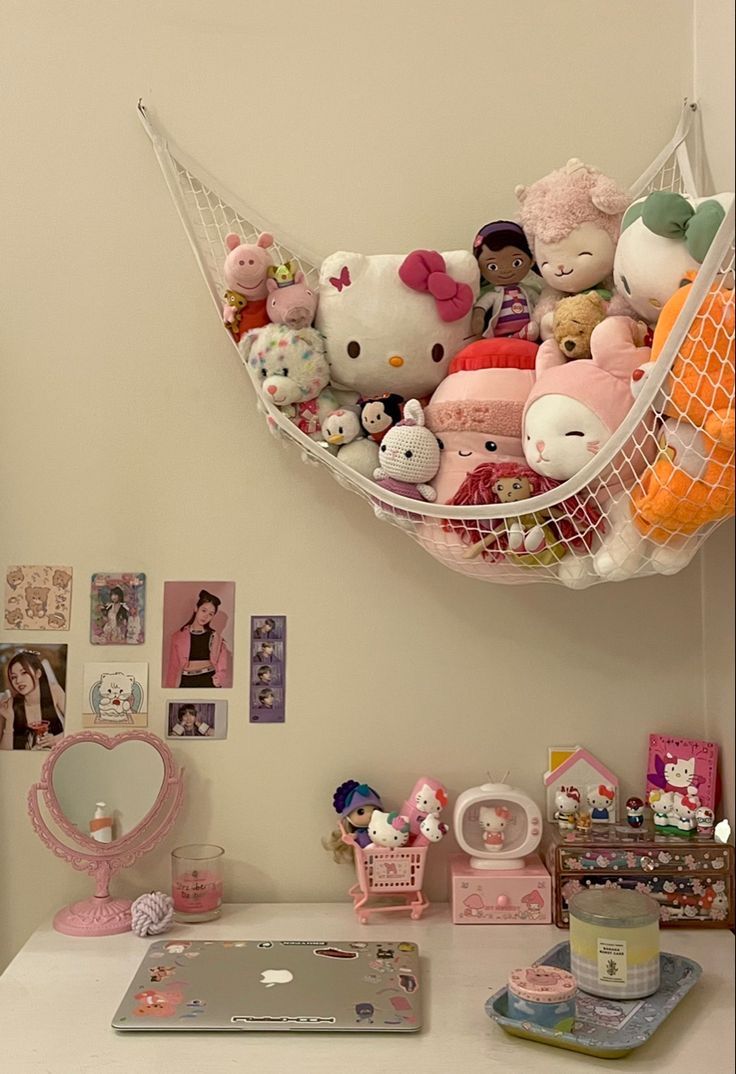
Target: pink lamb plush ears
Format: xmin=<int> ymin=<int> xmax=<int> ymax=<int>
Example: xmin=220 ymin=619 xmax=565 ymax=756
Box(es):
xmin=516 ymin=158 xmax=631 ymax=245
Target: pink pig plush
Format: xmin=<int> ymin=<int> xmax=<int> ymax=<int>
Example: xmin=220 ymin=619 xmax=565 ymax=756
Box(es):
xmin=222 ymin=232 xmax=275 ymax=342
xmin=266 ymin=272 xmax=319 ymax=329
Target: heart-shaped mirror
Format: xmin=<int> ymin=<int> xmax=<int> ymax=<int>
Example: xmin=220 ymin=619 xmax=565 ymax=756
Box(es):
xmin=51 ymin=737 xmax=165 ymax=842
xmin=28 ymin=730 xmax=184 ymax=937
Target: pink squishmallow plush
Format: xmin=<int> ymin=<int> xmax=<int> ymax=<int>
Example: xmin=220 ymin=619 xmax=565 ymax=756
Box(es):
xmin=424 ymin=338 xmax=538 ymax=503
xmin=516 ymin=159 xmax=630 ymax=340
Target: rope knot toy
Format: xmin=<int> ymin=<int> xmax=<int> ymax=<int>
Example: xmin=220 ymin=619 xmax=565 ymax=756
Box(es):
xmin=130 ymin=891 xmax=175 ymax=937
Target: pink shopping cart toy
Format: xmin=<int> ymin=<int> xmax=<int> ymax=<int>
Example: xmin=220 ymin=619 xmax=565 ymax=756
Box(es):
xmin=328 ymin=776 xmax=450 ymax=924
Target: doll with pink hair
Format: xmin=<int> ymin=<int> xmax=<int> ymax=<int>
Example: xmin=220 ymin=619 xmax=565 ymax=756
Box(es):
xmin=516 ymin=159 xmax=631 ymax=340
xmin=445 ymin=461 xmax=602 ymax=568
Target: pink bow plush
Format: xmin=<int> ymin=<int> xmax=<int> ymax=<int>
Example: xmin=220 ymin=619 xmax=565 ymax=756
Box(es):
xmin=398 ymin=250 xmax=474 ymax=323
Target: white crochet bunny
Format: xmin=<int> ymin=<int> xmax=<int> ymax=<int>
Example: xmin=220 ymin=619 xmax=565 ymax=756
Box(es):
xmin=373 ymin=399 xmax=440 ymax=503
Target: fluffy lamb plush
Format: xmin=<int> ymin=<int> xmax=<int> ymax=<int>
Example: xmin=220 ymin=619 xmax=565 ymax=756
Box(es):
xmin=552 ymin=292 xmax=608 ymax=360
xmin=240 ymin=324 xmax=338 ymax=440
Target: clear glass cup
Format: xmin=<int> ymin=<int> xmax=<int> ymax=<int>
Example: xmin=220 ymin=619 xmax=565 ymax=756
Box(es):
xmin=171 ymin=844 xmax=224 ymax=922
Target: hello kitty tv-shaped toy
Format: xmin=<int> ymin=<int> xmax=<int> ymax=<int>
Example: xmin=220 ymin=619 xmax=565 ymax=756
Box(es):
xmin=453 ymin=778 xmax=543 ymax=871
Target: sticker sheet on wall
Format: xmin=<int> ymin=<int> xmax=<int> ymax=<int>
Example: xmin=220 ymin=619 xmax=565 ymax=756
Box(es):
xmin=0 ymin=643 xmax=68 ymax=751
xmin=250 ymin=616 xmax=286 ymax=723
xmin=4 ymin=565 xmax=73 ymax=630
xmin=166 ymin=700 xmax=228 ymax=740
xmin=90 ymin=573 xmax=146 ymax=645
xmin=82 ymin=662 xmax=148 ymax=728
xmin=162 ymin=582 xmax=235 ymax=689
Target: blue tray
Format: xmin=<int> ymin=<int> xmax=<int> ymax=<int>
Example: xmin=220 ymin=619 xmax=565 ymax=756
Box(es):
xmin=486 ymin=942 xmax=701 ymax=1059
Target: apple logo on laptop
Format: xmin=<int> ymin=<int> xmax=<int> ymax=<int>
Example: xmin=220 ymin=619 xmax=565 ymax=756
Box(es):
xmin=260 ymin=969 xmax=293 ymax=988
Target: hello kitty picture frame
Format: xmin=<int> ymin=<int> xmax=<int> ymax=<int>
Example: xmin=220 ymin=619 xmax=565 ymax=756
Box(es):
xmin=646 ymin=734 xmax=719 ymax=812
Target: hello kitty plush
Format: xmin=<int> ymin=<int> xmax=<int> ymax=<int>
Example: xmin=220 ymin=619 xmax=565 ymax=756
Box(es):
xmin=316 ymin=249 xmax=478 ymax=400
xmin=516 ymin=159 xmax=631 ymax=339
xmin=522 ymin=316 xmax=653 ymax=587
xmin=367 ymin=810 xmax=411 ymax=849
xmin=96 ymin=672 xmax=135 ymax=723
xmin=373 ymin=399 xmax=441 ymax=515
xmin=479 ymin=805 xmax=512 ymax=849
xmin=240 ymin=324 xmax=338 ymax=440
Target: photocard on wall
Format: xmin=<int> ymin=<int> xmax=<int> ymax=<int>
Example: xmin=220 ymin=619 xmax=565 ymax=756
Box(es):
xmin=250 ymin=686 xmax=285 ymax=724
xmin=90 ymin=572 xmax=146 ymax=645
xmin=166 ymin=700 xmax=228 ymax=740
xmin=252 ymin=640 xmax=283 ymax=665
xmin=252 ymin=662 xmax=281 ymax=686
xmin=82 ymin=662 xmax=148 ymax=728
xmin=0 ymin=643 xmax=68 ymax=751
xmin=162 ymin=581 xmax=235 ymax=689
xmin=4 ymin=565 xmax=73 ymax=630
xmin=252 ymin=616 xmax=283 ymax=641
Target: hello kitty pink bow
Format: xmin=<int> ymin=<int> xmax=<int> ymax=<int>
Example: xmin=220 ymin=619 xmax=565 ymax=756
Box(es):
xmin=398 ymin=250 xmax=474 ymax=323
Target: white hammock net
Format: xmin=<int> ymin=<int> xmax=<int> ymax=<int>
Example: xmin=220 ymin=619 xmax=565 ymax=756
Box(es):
xmin=139 ymin=101 xmax=735 ymax=587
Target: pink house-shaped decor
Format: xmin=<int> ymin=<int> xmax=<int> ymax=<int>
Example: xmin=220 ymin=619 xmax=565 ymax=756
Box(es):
xmin=544 ymin=747 xmax=619 ymax=824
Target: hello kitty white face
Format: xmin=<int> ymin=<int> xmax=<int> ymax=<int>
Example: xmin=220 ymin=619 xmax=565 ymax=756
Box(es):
xmin=535 ymin=223 xmax=615 ymax=294
xmin=524 ymin=396 xmax=610 ymax=480
xmin=415 ymin=784 xmax=440 ymax=815
xmin=479 ymin=805 xmax=507 ymax=831
xmin=665 ymin=756 xmax=695 ymax=789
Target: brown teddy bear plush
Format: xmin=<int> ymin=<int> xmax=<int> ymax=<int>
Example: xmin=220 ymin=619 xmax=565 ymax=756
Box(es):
xmin=552 ymin=292 xmax=607 ymax=360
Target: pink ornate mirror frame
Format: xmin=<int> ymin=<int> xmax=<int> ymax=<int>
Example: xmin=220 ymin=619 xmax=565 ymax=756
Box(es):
xmin=27 ymin=730 xmax=184 ymax=937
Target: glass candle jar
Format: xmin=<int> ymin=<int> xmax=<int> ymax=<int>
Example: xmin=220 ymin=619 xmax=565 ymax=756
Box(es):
xmin=171 ymin=844 xmax=224 ymax=922
xmin=569 ymin=889 xmax=660 ymax=999
xmin=507 ymin=965 xmax=577 ymax=1029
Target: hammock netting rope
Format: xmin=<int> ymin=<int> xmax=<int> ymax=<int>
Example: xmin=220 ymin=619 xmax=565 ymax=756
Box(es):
xmin=139 ymin=101 xmax=735 ymax=587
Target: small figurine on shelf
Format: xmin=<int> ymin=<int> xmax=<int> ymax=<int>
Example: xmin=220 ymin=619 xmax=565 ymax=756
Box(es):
xmin=479 ymin=804 xmax=512 ymax=850
xmin=671 ymin=793 xmax=700 ymax=836
xmin=649 ymin=789 xmax=673 ymax=830
xmin=696 ymin=806 xmax=715 ymax=838
xmin=575 ymin=811 xmax=592 ymax=833
xmin=416 ymin=813 xmax=449 ymax=845
xmin=626 ymin=797 xmax=645 ymax=828
xmin=470 ymin=220 xmax=540 ymax=340
xmin=399 ymin=776 xmax=449 ymax=846
xmin=554 ymin=786 xmax=580 ymax=832
xmin=367 ymin=810 xmax=411 ymax=849
xmin=587 ymin=783 xmax=615 ymax=822
xmin=323 ymin=780 xmax=383 ymax=863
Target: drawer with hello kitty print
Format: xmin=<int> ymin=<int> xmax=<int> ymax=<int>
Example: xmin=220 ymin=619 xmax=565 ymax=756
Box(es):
xmin=450 ymin=853 xmax=552 ymax=924
xmin=545 ymin=823 xmax=734 ymax=928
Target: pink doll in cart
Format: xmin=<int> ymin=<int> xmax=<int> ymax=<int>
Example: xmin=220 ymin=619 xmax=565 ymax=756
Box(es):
xmin=323 ymin=780 xmax=384 ymax=862
xmin=400 ymin=777 xmax=450 ymax=846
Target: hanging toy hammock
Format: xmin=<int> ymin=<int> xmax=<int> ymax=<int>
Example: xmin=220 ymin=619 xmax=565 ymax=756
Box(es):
xmin=138 ymin=100 xmax=734 ymax=588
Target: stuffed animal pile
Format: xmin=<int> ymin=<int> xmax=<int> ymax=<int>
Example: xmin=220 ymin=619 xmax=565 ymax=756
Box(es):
xmin=223 ymin=167 xmax=733 ymax=585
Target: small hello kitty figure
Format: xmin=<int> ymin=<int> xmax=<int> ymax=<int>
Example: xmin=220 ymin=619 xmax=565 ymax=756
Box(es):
xmin=696 ymin=806 xmax=715 ymax=838
xmin=400 ymin=777 xmax=450 ymax=846
xmin=479 ymin=805 xmax=512 ymax=850
xmin=672 ymin=793 xmax=700 ymax=836
xmin=367 ymin=810 xmax=411 ymax=849
xmin=554 ymin=786 xmax=580 ymax=832
xmin=372 ymin=399 xmax=441 ymax=518
xmin=587 ymin=783 xmax=615 ymax=823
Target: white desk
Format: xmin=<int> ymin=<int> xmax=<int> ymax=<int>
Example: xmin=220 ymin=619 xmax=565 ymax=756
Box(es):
xmin=1 ymin=903 xmax=732 ymax=1073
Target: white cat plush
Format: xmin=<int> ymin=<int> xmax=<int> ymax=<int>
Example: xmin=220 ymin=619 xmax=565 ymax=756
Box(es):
xmin=96 ymin=672 xmax=135 ymax=723
xmin=316 ymin=249 xmax=478 ymax=400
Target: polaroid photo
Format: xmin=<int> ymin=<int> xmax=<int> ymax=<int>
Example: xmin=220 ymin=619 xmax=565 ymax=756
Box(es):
xmin=166 ymin=700 xmax=228 ymax=741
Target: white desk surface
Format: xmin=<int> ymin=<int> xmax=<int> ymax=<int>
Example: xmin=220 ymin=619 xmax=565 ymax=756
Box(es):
xmin=1 ymin=902 xmax=733 ymax=1073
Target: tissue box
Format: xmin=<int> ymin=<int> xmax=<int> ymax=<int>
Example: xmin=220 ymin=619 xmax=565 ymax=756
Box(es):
xmin=450 ymin=853 xmax=552 ymax=924
xmin=544 ymin=823 xmax=734 ymax=928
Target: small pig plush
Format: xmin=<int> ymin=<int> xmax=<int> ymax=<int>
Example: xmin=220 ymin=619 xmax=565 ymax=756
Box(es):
xmin=266 ymin=268 xmax=319 ymax=329
xmin=222 ymin=232 xmax=275 ymax=342
xmin=368 ymin=810 xmax=411 ymax=849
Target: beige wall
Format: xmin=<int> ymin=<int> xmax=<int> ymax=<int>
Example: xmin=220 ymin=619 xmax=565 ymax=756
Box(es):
xmin=695 ymin=0 xmax=736 ymax=826
xmin=1 ymin=0 xmax=728 ymax=972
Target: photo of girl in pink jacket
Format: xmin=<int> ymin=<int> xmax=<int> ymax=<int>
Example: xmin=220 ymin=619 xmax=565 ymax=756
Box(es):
xmin=163 ymin=584 xmax=234 ymax=688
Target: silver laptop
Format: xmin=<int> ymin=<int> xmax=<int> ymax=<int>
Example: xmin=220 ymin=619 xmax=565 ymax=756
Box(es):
xmin=112 ymin=939 xmax=422 ymax=1032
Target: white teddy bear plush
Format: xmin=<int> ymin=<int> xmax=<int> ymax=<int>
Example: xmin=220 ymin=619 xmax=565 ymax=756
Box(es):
xmin=367 ymin=810 xmax=411 ymax=849
xmin=316 ymin=248 xmax=478 ymax=400
xmin=240 ymin=324 xmax=338 ymax=440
